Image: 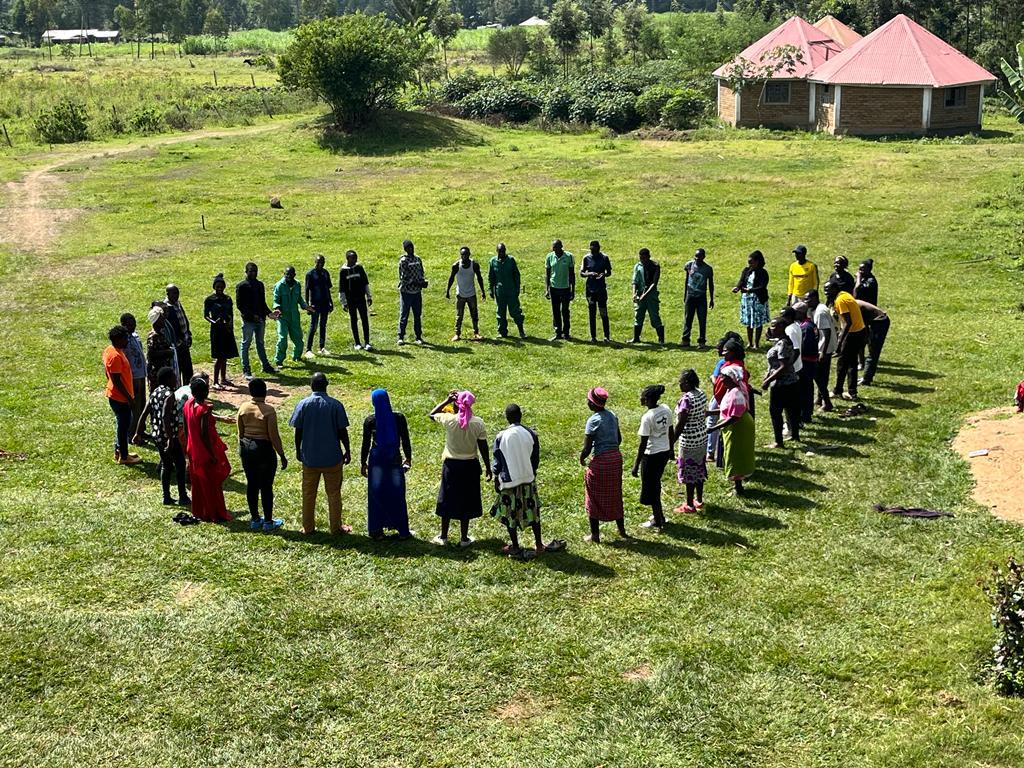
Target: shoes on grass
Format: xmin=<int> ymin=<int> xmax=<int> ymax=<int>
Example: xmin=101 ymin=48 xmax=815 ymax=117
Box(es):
xmin=264 ymin=518 xmax=284 ymax=532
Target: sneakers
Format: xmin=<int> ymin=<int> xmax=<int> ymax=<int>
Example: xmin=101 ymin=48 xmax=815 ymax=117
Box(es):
xmin=459 ymin=536 xmax=474 ymax=548
xmin=549 ymin=334 xmax=562 ymax=342
xmin=263 ymin=365 xmax=277 ymax=375
xmin=451 ymin=334 xmax=461 ymax=342
xmin=640 ymin=518 xmax=662 ymax=529
xmin=244 ymin=372 xmax=254 ymax=381
xmin=397 ymin=337 xmax=406 ymax=346
xmin=249 ymin=519 xmax=263 ymax=530
xmin=431 ymin=535 xmax=447 ymax=546
xmin=163 ymin=497 xmax=176 ymax=506
xmin=303 ymin=350 xmax=316 ymax=360
xmin=354 ymin=343 xmax=363 ymax=350
xmin=178 ymin=495 xmax=191 ymax=506
xmin=415 ymin=337 xmax=425 ymax=345
xmin=472 ymin=333 xmax=482 ymax=341
xmin=319 ymin=348 xmax=331 ymax=356
xmin=263 ymin=518 xmax=284 ymax=532
xmin=363 ymin=342 xmax=372 ymax=350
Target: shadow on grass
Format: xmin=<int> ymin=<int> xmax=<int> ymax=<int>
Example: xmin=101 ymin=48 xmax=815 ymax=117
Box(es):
xmin=607 ymin=536 xmax=700 ymax=559
xmin=867 ymin=396 xmax=921 ymax=411
xmin=702 ymin=505 xmax=786 ymax=530
xmin=663 ymin=520 xmax=750 ymax=548
xmin=315 ymin=110 xmax=485 ymax=156
xmin=876 ymin=381 xmax=935 ymax=395
xmin=876 ymin=362 xmax=942 ymax=381
xmin=742 ymin=483 xmax=816 ymax=509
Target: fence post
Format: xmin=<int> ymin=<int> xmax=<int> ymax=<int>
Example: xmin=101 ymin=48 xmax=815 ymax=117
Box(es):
xmin=213 ymin=70 xmax=218 ymax=86
xmin=2 ymin=123 xmax=11 ymax=148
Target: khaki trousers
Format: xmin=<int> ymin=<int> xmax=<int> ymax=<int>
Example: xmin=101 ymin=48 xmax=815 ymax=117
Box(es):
xmin=301 ymin=462 xmax=344 ymax=534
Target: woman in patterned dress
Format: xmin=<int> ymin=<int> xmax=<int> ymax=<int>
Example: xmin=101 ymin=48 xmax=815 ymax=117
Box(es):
xmin=673 ymin=368 xmax=708 ymax=514
xmin=733 ymin=250 xmax=770 ymax=350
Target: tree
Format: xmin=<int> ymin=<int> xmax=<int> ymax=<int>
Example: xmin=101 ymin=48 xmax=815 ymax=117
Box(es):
xmin=212 ymin=0 xmax=246 ymax=29
xmin=300 ymin=0 xmax=335 ymax=20
xmin=579 ymin=0 xmax=612 ymax=66
xmin=11 ymin=0 xmax=54 ymax=46
xmin=247 ymin=0 xmax=292 ymax=29
xmin=487 ymin=25 xmax=530 ymax=77
xmin=528 ymin=28 xmax=557 ymax=77
xmin=429 ymin=0 xmax=462 ymax=78
xmin=180 ymin=0 xmax=208 ymax=35
xmin=999 ymin=42 xmax=1024 ymax=123
xmin=600 ymin=25 xmax=619 ymax=67
xmin=390 ymin=0 xmax=438 ymax=25
xmin=547 ymin=0 xmax=583 ymax=78
xmin=202 ymin=5 xmax=227 ymax=34
xmin=279 ymin=13 xmax=420 ymax=130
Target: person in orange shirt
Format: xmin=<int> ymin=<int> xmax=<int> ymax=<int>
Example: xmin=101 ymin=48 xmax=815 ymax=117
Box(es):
xmin=104 ymin=326 xmax=141 ymax=465
xmin=824 ymin=280 xmax=867 ymax=401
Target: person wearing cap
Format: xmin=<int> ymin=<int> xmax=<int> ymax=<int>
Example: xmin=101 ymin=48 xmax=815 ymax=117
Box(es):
xmin=682 ymin=248 xmax=714 ymax=348
xmin=707 ymin=364 xmax=754 ymax=495
xmin=304 ymin=253 xmax=333 ymax=358
xmin=581 ymin=240 xmax=612 ymax=343
xmin=579 ymin=387 xmax=628 ymax=542
xmin=339 ymin=250 xmax=373 ymax=350
xmin=787 ymin=245 xmax=818 ymax=307
xmin=488 ymin=243 xmax=526 ymax=339
xmin=630 ymin=248 xmax=665 ymax=344
xmin=446 ymin=246 xmax=486 ymax=342
xmin=856 ymin=299 xmax=890 ymax=386
xmin=824 ymin=280 xmax=866 ymax=400
xmin=804 ymin=289 xmax=835 ymax=412
xmin=545 ymin=239 xmax=575 ymax=341
xmin=828 ymin=256 xmax=855 ymax=295
xmin=397 ymin=239 xmax=428 ymax=345
xmin=273 ymin=266 xmax=311 ymax=366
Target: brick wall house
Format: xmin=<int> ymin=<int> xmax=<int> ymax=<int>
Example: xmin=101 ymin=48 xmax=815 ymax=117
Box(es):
xmin=717 ymin=80 xmax=814 ymax=130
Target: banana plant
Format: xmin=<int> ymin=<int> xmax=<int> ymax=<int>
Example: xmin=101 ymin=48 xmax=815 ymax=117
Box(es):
xmin=1000 ymin=42 xmax=1024 ymax=123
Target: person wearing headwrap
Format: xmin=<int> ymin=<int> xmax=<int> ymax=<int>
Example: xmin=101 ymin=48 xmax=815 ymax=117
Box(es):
xmin=361 ymin=389 xmax=413 ymax=539
xmin=579 ymin=387 xmax=628 ymax=542
xmin=146 ymin=304 xmax=178 ymax=390
xmin=708 ymin=364 xmax=755 ymax=495
xmin=829 ymin=256 xmax=855 ymax=296
xmin=204 ymin=274 xmax=239 ymax=389
xmin=430 ymin=390 xmax=490 ymax=547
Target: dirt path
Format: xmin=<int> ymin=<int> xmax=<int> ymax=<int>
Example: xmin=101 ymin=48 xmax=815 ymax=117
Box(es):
xmin=0 ymin=121 xmax=293 ymax=254
xmin=953 ymin=407 xmax=1024 ymax=523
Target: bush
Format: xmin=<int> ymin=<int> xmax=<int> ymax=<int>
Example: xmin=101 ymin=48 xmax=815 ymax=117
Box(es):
xmin=661 ymin=87 xmax=711 ymax=130
xmin=182 ymin=35 xmax=227 ymax=55
xmin=568 ymin=95 xmax=598 ymax=125
xmin=279 ymin=14 xmax=420 ymax=130
xmin=636 ymin=84 xmax=673 ymax=124
xmin=542 ymin=86 xmax=573 ymax=122
xmin=34 ymin=98 xmax=90 ymax=143
xmin=457 ymin=80 xmax=539 ymax=123
xmin=987 ymin=556 xmax=1024 ymax=695
xmin=439 ymin=70 xmax=488 ymax=103
xmin=593 ymin=92 xmax=640 ymax=133
xmin=129 ymin=106 xmax=164 ymax=134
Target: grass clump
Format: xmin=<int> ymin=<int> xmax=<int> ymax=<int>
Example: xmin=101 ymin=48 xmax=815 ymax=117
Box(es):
xmin=33 ymin=96 xmax=90 ymax=143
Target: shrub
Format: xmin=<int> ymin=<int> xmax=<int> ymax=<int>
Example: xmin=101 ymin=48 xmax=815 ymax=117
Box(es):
xmin=542 ymin=86 xmax=573 ymax=121
xmin=661 ymin=87 xmax=711 ymax=130
xmin=439 ymin=70 xmax=488 ymax=103
xmin=181 ymin=35 xmax=227 ymax=55
xmin=568 ymin=95 xmax=598 ymax=124
xmin=129 ymin=106 xmax=164 ymax=134
xmin=635 ymin=84 xmax=673 ymax=124
xmin=593 ymin=92 xmax=639 ymax=132
xmin=279 ymin=14 xmax=420 ymax=130
xmin=457 ymin=80 xmax=539 ymax=123
xmin=987 ymin=556 xmax=1024 ymax=695
xmin=34 ymin=98 xmax=90 ymax=144
xmin=251 ymin=53 xmax=276 ymax=70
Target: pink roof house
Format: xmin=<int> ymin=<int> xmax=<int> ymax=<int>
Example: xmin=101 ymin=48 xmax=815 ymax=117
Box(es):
xmin=813 ymin=15 xmax=862 ymax=50
xmin=808 ymin=14 xmax=997 ymax=135
xmin=713 ymin=16 xmax=846 ymax=129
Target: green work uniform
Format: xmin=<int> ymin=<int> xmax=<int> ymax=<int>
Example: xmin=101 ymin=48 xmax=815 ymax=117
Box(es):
xmin=632 ymin=261 xmax=662 ymax=329
xmin=488 ymin=255 xmax=525 ymax=336
xmin=546 ymin=251 xmax=574 ymax=290
xmin=273 ymin=277 xmax=308 ymax=364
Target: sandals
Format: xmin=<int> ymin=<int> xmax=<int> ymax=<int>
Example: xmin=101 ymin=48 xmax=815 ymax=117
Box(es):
xmin=544 ymin=539 xmax=567 ymax=552
xmin=172 ymin=511 xmax=200 ymax=526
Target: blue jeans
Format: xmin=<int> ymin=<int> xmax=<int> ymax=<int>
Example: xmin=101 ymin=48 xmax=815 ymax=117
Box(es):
xmin=399 ymin=291 xmax=422 ymax=340
xmin=241 ymin=319 xmax=271 ymax=374
xmin=109 ymin=398 xmax=132 ymax=458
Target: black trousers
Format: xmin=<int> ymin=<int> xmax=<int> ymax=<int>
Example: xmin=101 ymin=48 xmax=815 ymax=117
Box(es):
xmin=862 ymin=318 xmax=890 ymax=383
xmin=550 ymin=287 xmax=571 ymax=337
xmin=159 ymin=440 xmax=188 ymax=502
xmin=306 ymin=309 xmax=330 ymax=351
xmin=815 ymin=352 xmax=833 ymax=404
xmin=798 ymin=360 xmax=817 ymax=422
xmin=347 ymin=300 xmax=370 ymax=346
xmin=769 ymin=381 xmax=800 ymax=444
xmin=587 ymin=291 xmax=609 ymax=339
xmin=682 ymin=293 xmax=708 ymax=345
xmin=835 ymin=329 xmax=868 ymax=397
xmin=176 ymin=344 xmax=194 ymax=383
xmin=240 ymin=439 xmax=277 ymax=522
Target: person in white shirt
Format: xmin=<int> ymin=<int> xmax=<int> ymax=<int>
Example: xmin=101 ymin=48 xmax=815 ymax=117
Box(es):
xmin=632 ymin=384 xmax=674 ymax=529
xmin=446 ymin=246 xmax=486 ymax=342
xmin=804 ymin=289 xmax=836 ymax=412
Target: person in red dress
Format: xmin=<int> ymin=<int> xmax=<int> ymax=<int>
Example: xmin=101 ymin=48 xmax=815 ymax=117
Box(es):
xmin=182 ymin=377 xmax=232 ymax=522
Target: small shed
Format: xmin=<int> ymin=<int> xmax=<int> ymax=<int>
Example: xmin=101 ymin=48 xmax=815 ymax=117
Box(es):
xmin=808 ymin=14 xmax=997 ymax=136
xmin=813 ymin=15 xmax=862 ymax=49
xmin=713 ymin=16 xmax=844 ymax=130
xmin=519 ymin=16 xmax=548 ymax=26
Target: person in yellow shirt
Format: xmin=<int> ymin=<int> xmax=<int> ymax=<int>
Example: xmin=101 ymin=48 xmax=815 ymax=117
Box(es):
xmin=824 ymin=280 xmax=867 ymax=400
xmin=787 ymin=245 xmax=818 ymax=305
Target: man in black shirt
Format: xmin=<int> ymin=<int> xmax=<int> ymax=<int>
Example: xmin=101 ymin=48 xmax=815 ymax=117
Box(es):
xmin=580 ymin=240 xmax=612 ymax=343
xmin=164 ymin=284 xmax=193 ymax=382
xmin=339 ymin=250 xmax=372 ymax=350
xmin=236 ymin=262 xmax=279 ymax=379
xmin=304 ymin=253 xmax=334 ymax=358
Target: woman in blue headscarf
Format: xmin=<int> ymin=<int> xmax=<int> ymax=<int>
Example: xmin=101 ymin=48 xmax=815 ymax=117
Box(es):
xmin=360 ymin=388 xmax=413 ymax=539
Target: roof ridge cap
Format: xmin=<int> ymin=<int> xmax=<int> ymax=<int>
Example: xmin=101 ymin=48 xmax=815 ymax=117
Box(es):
xmin=899 ymin=15 xmax=935 ymax=86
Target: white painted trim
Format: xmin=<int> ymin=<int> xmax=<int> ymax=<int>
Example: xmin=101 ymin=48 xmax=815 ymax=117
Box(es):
xmin=735 ymin=87 xmax=741 ymax=125
xmin=809 ymin=82 xmax=816 ymax=125
xmin=834 ymin=85 xmax=842 ymax=133
xmin=716 ymin=79 xmax=721 ymax=117
xmin=978 ymin=84 xmax=985 ymax=126
xmin=922 ymin=86 xmax=932 ymax=131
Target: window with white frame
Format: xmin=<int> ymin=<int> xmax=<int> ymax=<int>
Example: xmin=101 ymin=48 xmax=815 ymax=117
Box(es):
xmin=763 ymin=81 xmax=791 ymax=105
xmin=944 ymin=87 xmax=966 ymax=108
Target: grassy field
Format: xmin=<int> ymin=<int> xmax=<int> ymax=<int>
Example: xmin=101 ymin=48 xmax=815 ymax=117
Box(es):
xmin=2 ymin=109 xmax=1024 ymax=766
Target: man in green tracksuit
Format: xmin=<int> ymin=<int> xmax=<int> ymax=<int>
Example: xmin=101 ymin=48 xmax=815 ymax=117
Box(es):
xmin=630 ymin=248 xmax=665 ymax=344
xmin=274 ymin=266 xmax=310 ymax=365
xmin=488 ymin=243 xmax=526 ymax=338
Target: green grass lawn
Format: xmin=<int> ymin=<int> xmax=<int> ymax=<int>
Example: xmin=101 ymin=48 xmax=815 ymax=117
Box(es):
xmin=3 ymin=110 xmax=1024 ymax=766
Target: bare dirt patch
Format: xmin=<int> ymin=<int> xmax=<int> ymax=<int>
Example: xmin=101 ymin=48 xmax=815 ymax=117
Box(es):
xmin=952 ymin=407 xmax=1024 ymax=522
xmin=622 ymin=663 xmax=654 ymax=681
xmin=492 ymin=692 xmax=552 ymax=724
xmin=208 ymin=379 xmax=296 ymax=411
xmin=174 ymin=581 xmax=208 ymax=606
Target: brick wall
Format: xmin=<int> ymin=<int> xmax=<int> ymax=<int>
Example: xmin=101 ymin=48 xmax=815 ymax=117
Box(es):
xmin=718 ymin=81 xmax=737 ymax=125
xmin=839 ymin=86 xmax=923 ymax=135
xmin=929 ymin=85 xmax=982 ymax=133
xmin=732 ymin=81 xmax=811 ymax=129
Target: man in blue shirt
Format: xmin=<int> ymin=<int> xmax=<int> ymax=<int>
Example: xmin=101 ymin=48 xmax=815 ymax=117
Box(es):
xmin=682 ymin=248 xmax=714 ymax=348
xmin=289 ymin=373 xmax=352 ymax=535
xmin=304 ymin=253 xmax=334 ymax=358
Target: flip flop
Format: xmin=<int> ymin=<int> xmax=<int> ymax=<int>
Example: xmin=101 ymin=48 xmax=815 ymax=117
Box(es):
xmin=544 ymin=539 xmax=567 ymax=552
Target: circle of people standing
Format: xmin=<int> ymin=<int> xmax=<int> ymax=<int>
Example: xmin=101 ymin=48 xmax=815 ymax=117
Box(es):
xmin=101 ymin=242 xmax=890 ymax=558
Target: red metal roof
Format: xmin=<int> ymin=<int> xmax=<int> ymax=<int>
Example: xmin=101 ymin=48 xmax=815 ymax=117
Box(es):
xmin=813 ymin=15 xmax=862 ymax=50
xmin=809 ymin=13 xmax=996 ymax=87
xmin=713 ymin=16 xmax=843 ymax=80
